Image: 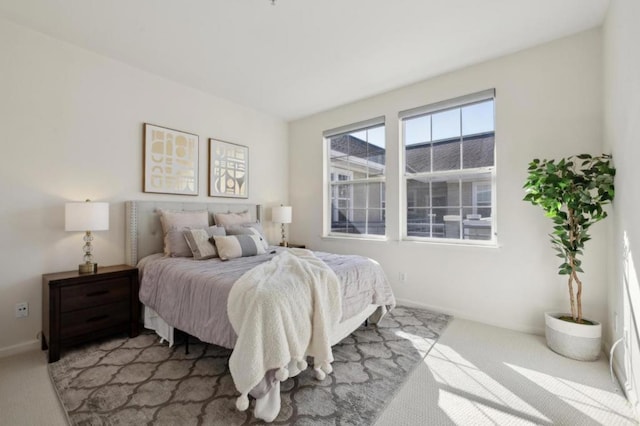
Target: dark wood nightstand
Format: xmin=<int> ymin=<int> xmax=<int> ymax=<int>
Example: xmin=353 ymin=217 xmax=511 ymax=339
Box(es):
xmin=280 ymin=243 xmax=306 ymax=249
xmin=42 ymin=264 xmax=139 ymax=363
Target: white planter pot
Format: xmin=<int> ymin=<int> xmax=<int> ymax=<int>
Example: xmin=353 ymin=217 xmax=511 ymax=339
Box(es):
xmin=544 ymin=312 xmax=602 ymax=361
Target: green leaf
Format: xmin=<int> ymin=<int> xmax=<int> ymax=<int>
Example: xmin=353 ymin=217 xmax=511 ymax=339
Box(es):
xmin=523 ymin=153 xmax=615 ymax=284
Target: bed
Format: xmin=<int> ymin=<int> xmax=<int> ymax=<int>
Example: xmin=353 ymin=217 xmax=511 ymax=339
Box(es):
xmin=124 ymin=200 xmax=396 ymax=422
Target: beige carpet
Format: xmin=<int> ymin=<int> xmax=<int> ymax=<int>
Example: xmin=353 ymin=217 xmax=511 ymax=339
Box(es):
xmin=376 ymin=318 xmax=637 ymax=425
xmin=1 ymin=317 xmax=637 ymax=425
xmin=0 ymin=349 xmax=68 ymax=426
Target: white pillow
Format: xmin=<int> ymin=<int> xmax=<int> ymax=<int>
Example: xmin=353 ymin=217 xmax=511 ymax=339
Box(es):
xmin=212 ymin=234 xmax=266 ymax=261
xmin=184 ymin=226 xmax=226 ymax=260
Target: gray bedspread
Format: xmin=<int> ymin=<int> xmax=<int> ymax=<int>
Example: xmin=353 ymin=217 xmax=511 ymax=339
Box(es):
xmin=138 ymin=247 xmax=395 ymax=349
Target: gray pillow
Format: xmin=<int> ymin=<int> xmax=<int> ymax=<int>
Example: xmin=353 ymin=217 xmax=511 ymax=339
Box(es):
xmin=213 ymin=210 xmax=252 ymax=227
xmin=184 ymin=226 xmax=226 ymax=260
xmin=159 ymin=210 xmax=209 ymax=257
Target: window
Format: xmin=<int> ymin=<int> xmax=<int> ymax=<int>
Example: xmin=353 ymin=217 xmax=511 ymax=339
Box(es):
xmin=325 ymin=118 xmax=385 ymax=237
xmin=401 ymin=90 xmax=495 ymax=242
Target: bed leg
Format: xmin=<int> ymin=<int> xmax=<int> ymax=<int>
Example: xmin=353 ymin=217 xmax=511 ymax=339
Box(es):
xmin=185 ymin=334 xmax=189 ymax=354
xmin=364 ymin=318 xmax=369 ymax=327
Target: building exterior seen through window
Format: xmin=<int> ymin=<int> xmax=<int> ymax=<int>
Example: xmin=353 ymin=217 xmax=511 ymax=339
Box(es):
xmin=323 ymin=90 xmax=494 ymax=243
xmin=403 ymin=94 xmax=495 ymax=242
xmin=327 ymin=123 xmax=386 ymax=236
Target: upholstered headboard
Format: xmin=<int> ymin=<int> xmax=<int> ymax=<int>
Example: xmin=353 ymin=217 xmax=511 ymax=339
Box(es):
xmin=125 ymin=200 xmax=262 ymax=266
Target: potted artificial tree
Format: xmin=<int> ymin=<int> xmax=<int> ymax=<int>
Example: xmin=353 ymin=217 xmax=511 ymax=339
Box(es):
xmin=523 ymin=153 xmax=615 ymax=361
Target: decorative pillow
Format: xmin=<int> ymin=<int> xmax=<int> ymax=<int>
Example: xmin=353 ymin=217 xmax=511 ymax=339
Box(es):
xmin=225 ymin=222 xmax=269 ymax=250
xmin=212 ymin=234 xmax=266 ymax=261
xmin=213 ymin=210 xmax=252 ymax=227
xmin=159 ymin=210 xmax=209 ymax=257
xmin=184 ymin=226 xmax=226 ymax=260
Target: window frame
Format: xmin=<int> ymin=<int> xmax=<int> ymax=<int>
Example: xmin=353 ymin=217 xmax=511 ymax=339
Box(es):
xmin=323 ymin=116 xmax=387 ymax=239
xmin=400 ymin=90 xmax=497 ymax=245
xmin=330 ymin=168 xmax=354 ymax=224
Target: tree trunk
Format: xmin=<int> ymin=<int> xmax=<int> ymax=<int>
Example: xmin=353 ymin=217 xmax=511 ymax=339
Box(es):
xmin=568 ymin=273 xmax=576 ymax=321
xmin=573 ymin=270 xmax=583 ymax=323
xmin=567 ymin=208 xmax=579 ymax=322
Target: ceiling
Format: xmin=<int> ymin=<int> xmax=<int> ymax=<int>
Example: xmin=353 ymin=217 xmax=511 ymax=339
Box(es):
xmin=0 ymin=0 xmax=610 ymax=120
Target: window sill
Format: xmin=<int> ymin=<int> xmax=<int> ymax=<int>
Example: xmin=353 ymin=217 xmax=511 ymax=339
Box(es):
xmin=322 ymin=234 xmax=389 ymax=243
xmin=320 ymin=234 xmax=500 ymax=248
xmin=401 ymin=237 xmax=500 ymax=248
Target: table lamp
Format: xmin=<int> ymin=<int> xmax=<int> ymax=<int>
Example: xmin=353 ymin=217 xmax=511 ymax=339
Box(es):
xmin=271 ymin=205 xmax=292 ymax=247
xmin=65 ymin=200 xmax=109 ymax=274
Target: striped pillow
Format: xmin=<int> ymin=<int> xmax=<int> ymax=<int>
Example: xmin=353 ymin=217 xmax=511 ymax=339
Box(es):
xmin=225 ymin=223 xmax=269 ymax=250
xmin=212 ymin=234 xmax=267 ymax=261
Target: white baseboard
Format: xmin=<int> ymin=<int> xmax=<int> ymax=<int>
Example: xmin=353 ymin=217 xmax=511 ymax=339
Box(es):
xmin=395 ymin=298 xmax=544 ymax=335
xmin=603 ymin=340 xmax=626 ymax=386
xmin=603 ymin=340 xmax=640 ymax=422
xmin=0 ymin=339 xmax=40 ymax=359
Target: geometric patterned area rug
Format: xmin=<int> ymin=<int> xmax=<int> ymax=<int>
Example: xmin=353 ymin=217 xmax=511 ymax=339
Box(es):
xmin=48 ymin=306 xmax=451 ymax=425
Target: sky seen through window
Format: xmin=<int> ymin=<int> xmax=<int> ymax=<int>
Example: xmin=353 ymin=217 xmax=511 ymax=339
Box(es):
xmin=347 ymin=100 xmax=494 ymax=149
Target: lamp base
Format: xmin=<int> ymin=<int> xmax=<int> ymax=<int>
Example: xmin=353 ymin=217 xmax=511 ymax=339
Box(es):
xmin=79 ymin=262 xmax=98 ymax=274
xmin=279 ymin=241 xmax=289 ymax=247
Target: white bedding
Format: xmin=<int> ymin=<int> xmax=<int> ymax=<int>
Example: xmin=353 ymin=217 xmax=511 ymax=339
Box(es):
xmin=228 ymin=249 xmax=342 ymax=418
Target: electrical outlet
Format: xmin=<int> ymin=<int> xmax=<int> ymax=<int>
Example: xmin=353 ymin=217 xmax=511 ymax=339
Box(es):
xmin=15 ymin=302 xmax=28 ymax=318
xmin=399 ymin=272 xmax=407 ymax=283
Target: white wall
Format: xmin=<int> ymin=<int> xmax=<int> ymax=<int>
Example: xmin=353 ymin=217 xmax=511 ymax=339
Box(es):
xmin=289 ymin=29 xmax=605 ymax=334
xmin=603 ymin=0 xmax=640 ymax=413
xmin=0 ymin=18 xmax=288 ymax=355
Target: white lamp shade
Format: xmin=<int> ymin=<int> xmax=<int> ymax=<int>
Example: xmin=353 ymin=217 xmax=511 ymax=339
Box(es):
xmin=272 ymin=206 xmax=292 ymax=224
xmin=65 ymin=202 xmax=109 ymax=231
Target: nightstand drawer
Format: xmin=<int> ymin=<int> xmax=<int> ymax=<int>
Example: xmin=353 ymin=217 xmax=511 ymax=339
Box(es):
xmin=60 ymin=301 xmax=130 ymax=339
xmin=60 ymin=277 xmax=130 ymax=312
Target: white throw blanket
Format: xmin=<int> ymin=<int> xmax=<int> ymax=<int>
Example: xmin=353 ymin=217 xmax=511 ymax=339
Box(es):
xmin=227 ymin=248 xmax=342 ymax=417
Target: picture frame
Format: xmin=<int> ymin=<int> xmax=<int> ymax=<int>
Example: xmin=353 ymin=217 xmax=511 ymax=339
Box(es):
xmin=208 ymin=139 xmax=249 ymax=198
xmin=143 ymin=123 xmax=199 ymax=196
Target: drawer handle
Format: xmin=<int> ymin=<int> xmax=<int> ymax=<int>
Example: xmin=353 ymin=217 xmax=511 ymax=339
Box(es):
xmin=87 ymin=315 xmax=109 ymax=323
xmin=86 ymin=290 xmax=109 ymax=297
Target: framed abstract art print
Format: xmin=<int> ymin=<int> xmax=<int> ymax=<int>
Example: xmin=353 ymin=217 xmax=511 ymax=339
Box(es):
xmin=208 ymin=139 xmax=248 ymax=198
xmin=143 ymin=123 xmax=199 ymax=195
